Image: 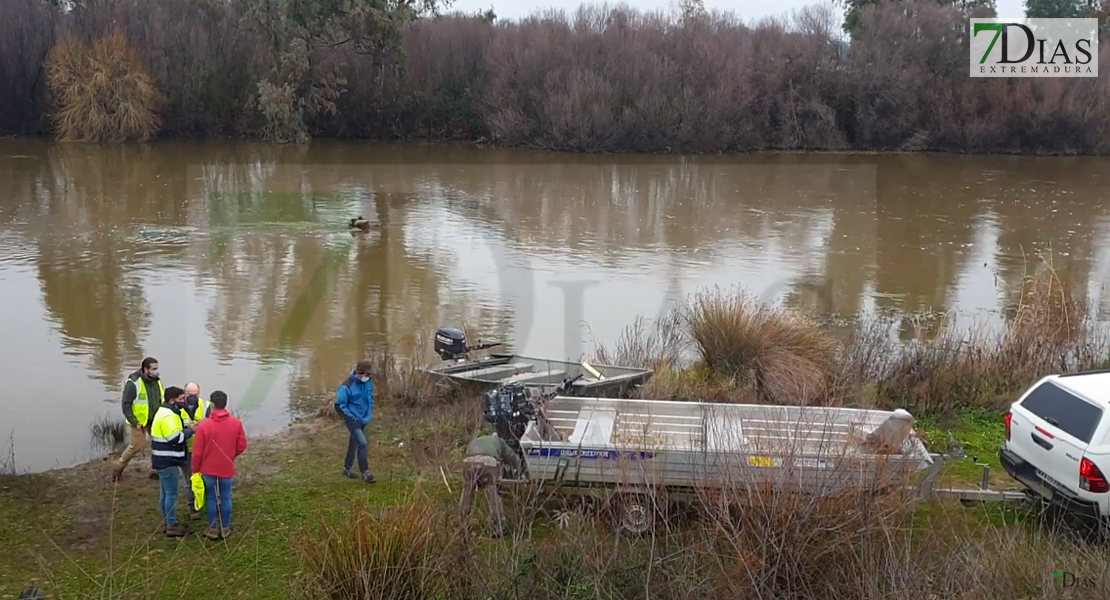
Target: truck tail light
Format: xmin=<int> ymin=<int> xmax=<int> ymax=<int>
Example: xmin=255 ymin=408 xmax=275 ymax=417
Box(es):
xmin=1079 ymin=458 xmax=1110 ymax=493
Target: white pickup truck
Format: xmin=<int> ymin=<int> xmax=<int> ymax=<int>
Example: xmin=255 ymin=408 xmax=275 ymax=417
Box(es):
xmin=1001 ymin=371 xmax=1110 ymax=521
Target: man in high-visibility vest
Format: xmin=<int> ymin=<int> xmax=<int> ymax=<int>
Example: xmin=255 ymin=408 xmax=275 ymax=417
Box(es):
xmin=151 ymin=386 xmax=195 ymax=537
xmin=181 ymin=382 xmax=210 ymax=518
xmin=112 ymin=357 xmax=165 ymax=482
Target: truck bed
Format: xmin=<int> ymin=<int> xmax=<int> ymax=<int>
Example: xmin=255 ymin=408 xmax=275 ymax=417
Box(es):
xmin=519 ymin=397 xmax=933 ymax=495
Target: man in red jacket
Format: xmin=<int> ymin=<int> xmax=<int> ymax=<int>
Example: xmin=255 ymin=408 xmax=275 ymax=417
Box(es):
xmin=191 ymin=390 xmax=248 ymax=541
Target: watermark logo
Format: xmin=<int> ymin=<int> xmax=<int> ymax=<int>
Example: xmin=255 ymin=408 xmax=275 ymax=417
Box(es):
xmin=1053 ymin=571 xmax=1101 ymax=589
xmin=970 ymin=18 xmax=1098 ymax=78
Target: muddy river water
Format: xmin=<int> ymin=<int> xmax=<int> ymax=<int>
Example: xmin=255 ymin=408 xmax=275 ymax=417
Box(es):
xmin=2 ymin=139 xmax=1108 ymax=471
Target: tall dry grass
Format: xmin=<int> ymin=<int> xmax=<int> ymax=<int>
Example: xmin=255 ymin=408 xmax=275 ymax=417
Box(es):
xmin=295 ymin=499 xmax=469 ymax=600
xmin=293 ymin=459 xmax=1110 ymax=600
xmin=686 ymin=286 xmax=839 ymax=405
xmin=592 ymin=260 xmax=1110 ymax=417
xmin=44 ymin=31 xmax=160 ymax=142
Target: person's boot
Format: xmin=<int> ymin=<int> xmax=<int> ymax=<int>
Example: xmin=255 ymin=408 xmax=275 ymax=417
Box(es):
xmin=203 ymin=526 xmax=221 ymax=541
xmin=342 ymin=467 xmax=358 ymax=479
xmin=189 ymin=506 xmax=202 ymax=520
xmin=362 ymin=471 xmax=377 ymax=484
xmin=164 ymin=523 xmax=188 ymax=537
xmin=220 ymin=525 xmax=232 ymax=539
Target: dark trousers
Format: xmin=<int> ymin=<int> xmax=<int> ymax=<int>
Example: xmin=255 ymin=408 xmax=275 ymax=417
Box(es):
xmin=344 ymin=416 xmax=369 ymax=474
xmin=459 ymin=460 xmax=505 ymax=533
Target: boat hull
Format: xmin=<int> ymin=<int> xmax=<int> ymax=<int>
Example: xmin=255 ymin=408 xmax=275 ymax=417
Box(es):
xmin=419 ymin=354 xmax=654 ymax=398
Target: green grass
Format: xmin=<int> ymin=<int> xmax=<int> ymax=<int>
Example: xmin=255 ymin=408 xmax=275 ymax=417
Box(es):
xmin=3 ymin=399 xmax=1108 ymax=600
xmin=0 ymin=414 xmax=455 ymax=600
xmin=917 ymin=408 xmax=1012 ymax=489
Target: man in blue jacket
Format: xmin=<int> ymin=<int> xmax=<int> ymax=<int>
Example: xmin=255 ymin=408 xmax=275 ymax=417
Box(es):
xmin=335 ymin=360 xmax=376 ymax=483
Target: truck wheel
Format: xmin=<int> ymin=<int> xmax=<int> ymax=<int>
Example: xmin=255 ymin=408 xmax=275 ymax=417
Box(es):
xmin=614 ymin=494 xmax=654 ymax=536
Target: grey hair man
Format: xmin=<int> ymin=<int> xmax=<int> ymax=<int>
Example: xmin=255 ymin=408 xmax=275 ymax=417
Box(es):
xmin=180 ymin=381 xmax=208 ymax=519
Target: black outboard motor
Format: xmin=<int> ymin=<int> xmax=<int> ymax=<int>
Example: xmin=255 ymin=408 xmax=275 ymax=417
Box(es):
xmin=434 ymin=326 xmax=468 ymax=361
xmin=482 ymin=381 xmax=533 ymax=453
xmin=434 ymin=325 xmax=503 ymax=361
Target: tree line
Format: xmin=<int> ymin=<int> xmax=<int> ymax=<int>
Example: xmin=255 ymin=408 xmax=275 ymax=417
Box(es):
xmin=1 ymin=0 xmax=1108 ymax=153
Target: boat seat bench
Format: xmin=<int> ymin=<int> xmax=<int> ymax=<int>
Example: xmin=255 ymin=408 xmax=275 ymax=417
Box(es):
xmin=461 ymin=362 xmax=535 ymax=380
xmin=501 ymin=369 xmax=566 ymax=384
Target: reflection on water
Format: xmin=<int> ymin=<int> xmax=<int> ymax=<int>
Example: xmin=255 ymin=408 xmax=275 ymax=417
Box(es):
xmin=1 ymin=139 xmax=1108 ymax=471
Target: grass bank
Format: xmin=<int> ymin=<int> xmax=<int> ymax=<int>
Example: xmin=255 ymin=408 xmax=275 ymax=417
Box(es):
xmin=2 ymin=268 xmax=1108 ymax=599
xmin=0 ymin=403 xmax=1105 ymax=600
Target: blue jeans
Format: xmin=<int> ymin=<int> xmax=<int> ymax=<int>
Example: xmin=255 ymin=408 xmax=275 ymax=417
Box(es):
xmin=344 ymin=416 xmax=369 ymax=473
xmin=202 ymin=474 xmax=234 ymax=529
xmin=157 ymin=467 xmax=181 ymax=525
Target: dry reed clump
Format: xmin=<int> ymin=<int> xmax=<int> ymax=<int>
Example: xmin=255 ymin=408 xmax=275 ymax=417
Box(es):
xmin=636 ymin=363 xmax=757 ymax=403
xmin=44 ymin=31 xmax=160 ymax=142
xmin=875 ymin=320 xmax=1003 ymax=416
xmin=686 ymin=286 xmax=839 ymax=405
xmin=591 ymin=311 xmax=688 ymax=371
xmin=696 ymin=483 xmax=915 ymax=599
xmin=294 ymin=453 xmax=1110 ymax=600
xmin=996 ymin=258 xmax=1103 ymax=379
xmin=590 ymin=263 xmax=1109 ymax=418
xmin=875 ymin=262 xmax=1110 ymax=416
xmin=294 ymin=498 xmax=471 ymax=600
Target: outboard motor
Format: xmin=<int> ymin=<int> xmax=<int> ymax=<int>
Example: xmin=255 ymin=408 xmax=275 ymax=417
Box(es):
xmin=482 ymin=382 xmax=533 ymax=453
xmin=434 ymin=326 xmax=468 ymax=361
xmin=434 ymin=325 xmax=503 ymax=362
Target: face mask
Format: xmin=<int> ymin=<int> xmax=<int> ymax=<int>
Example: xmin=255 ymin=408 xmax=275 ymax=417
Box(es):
xmin=358 ymin=375 xmax=370 ymax=383
xmin=148 ymin=369 xmax=160 ymax=379
xmin=186 ymin=395 xmax=198 ymax=404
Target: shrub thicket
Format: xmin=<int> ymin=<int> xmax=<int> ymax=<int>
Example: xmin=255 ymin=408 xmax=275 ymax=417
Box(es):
xmin=2 ymin=0 xmax=1108 ymax=153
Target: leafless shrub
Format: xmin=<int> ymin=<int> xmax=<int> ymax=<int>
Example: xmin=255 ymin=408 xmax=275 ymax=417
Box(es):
xmin=0 ymin=0 xmax=58 ymax=135
xmin=4 ymin=1 xmax=1110 ymax=151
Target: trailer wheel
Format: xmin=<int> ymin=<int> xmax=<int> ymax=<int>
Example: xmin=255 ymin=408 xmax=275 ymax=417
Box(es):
xmin=614 ymin=494 xmax=654 ymax=537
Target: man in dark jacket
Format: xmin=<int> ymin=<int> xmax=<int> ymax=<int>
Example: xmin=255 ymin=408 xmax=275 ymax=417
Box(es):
xmin=150 ymin=386 xmax=195 ymax=537
xmin=459 ymin=433 xmax=522 ymax=538
xmin=335 ymin=361 xmax=376 ymax=483
xmin=112 ymin=357 xmax=165 ymax=482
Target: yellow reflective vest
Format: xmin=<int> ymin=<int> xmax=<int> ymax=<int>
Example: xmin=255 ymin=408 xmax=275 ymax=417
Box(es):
xmin=125 ymin=374 xmax=165 ymax=428
xmin=150 ymin=405 xmax=188 ymax=470
xmin=179 ymin=398 xmax=208 ymax=452
xmin=179 ymin=398 xmax=209 ymax=512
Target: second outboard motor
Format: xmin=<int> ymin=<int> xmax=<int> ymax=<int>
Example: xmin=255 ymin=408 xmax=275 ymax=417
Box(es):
xmin=482 ymin=382 xmax=533 ymax=453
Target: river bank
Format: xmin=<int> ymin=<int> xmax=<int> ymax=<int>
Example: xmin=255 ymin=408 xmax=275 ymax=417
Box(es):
xmin=0 ymin=391 xmax=1102 ymax=600
xmin=4 ymin=279 xmax=1110 ymax=598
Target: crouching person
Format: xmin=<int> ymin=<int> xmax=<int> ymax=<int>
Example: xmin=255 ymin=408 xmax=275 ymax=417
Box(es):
xmin=191 ymin=390 xmax=248 ymax=541
xmin=459 ymin=433 xmax=521 ymax=538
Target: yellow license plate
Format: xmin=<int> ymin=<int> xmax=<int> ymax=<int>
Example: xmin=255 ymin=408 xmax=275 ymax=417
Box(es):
xmin=748 ymin=456 xmax=775 ymax=468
